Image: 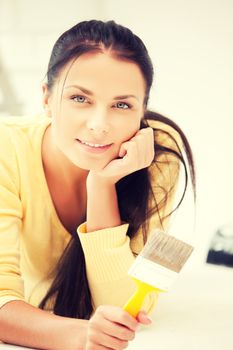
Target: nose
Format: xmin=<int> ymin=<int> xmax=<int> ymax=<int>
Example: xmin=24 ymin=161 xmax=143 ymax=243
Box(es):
xmin=86 ymin=108 xmax=110 ymax=135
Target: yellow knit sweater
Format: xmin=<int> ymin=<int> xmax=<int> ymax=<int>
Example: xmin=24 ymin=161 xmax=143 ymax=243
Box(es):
xmin=0 ymin=115 xmax=180 ymax=314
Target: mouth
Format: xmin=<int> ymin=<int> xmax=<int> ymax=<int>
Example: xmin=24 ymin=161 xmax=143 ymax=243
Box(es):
xmin=76 ymin=139 xmax=113 ymax=153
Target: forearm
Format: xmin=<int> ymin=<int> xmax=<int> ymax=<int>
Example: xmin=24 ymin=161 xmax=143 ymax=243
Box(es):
xmin=0 ymin=300 xmax=87 ymax=350
xmin=86 ymin=174 xmax=121 ymax=232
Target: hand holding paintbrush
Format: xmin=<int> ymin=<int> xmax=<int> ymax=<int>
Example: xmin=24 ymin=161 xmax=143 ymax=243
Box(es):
xmin=123 ymin=230 xmax=194 ymax=317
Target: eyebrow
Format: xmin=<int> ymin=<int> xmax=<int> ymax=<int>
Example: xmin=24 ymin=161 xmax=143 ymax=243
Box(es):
xmin=64 ymin=84 xmax=139 ymax=101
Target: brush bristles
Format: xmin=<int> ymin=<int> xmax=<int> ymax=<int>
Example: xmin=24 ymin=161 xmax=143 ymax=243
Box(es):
xmin=141 ymin=230 xmax=194 ymax=273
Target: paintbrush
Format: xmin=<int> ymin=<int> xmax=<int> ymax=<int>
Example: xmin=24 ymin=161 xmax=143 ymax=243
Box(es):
xmin=123 ymin=230 xmax=194 ymax=317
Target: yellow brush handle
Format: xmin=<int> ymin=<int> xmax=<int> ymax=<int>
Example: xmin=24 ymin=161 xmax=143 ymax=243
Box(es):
xmin=123 ymin=278 xmax=160 ymax=318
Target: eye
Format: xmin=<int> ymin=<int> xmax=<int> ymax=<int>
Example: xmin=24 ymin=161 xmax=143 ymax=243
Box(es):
xmin=71 ymin=95 xmax=88 ymax=103
xmin=115 ymin=102 xmax=131 ymax=109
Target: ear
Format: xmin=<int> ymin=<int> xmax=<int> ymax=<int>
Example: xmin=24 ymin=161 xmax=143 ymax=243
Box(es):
xmin=42 ymin=83 xmax=52 ymax=117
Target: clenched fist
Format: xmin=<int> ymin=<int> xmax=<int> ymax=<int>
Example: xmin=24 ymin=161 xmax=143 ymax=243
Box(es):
xmin=86 ymin=305 xmax=152 ymax=350
xmin=87 ymin=127 xmax=154 ymax=186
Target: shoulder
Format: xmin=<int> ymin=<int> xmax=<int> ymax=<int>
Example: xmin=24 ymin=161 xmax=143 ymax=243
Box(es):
xmin=0 ymin=114 xmax=50 ymax=171
xmin=0 ymin=114 xmax=50 ymax=129
xmin=0 ymin=119 xmax=15 ymax=155
xmin=0 ymin=114 xmax=50 ymax=146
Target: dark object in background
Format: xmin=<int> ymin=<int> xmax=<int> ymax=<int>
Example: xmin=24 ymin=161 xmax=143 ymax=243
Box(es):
xmin=206 ymin=223 xmax=233 ymax=268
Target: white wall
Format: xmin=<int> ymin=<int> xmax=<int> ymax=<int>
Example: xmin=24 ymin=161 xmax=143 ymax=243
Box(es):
xmin=0 ymin=0 xmax=106 ymax=115
xmin=1 ymin=0 xmax=232 ymax=265
xmin=103 ymin=0 xmax=233 ymax=265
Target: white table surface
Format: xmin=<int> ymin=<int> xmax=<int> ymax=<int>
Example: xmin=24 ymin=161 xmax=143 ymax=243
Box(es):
xmin=1 ymin=263 xmax=233 ymax=350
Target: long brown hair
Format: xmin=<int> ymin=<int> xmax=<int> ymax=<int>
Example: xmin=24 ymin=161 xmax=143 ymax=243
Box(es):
xmin=39 ymin=20 xmax=195 ymax=319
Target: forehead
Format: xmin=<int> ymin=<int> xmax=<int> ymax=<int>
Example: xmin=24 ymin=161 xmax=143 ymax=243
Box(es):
xmin=59 ymin=52 xmax=146 ymax=96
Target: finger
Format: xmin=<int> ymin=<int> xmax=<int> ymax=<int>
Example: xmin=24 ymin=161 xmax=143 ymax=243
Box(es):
xmin=135 ymin=126 xmax=154 ymax=137
xmin=118 ymin=143 xmax=127 ymax=158
xmin=118 ymin=140 xmax=133 ymax=158
xmin=97 ymin=305 xmax=139 ymax=332
xmin=91 ymin=316 xmax=135 ymax=341
xmin=119 ymin=127 xmax=153 ymax=158
xmin=88 ymin=331 xmax=129 ymax=350
xmin=136 ymin=310 xmax=152 ymax=325
xmin=119 ymin=128 xmax=150 ymax=156
xmin=86 ymin=342 xmax=112 ymax=350
xmin=127 ymin=136 xmax=149 ymax=170
xmin=101 ymin=333 xmax=128 ymax=350
xmin=103 ymin=319 xmax=136 ymax=341
xmin=119 ymin=141 xmax=138 ymax=163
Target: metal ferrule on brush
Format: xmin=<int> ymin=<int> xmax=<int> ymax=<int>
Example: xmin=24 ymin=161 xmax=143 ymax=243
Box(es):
xmin=128 ymin=230 xmax=194 ymax=292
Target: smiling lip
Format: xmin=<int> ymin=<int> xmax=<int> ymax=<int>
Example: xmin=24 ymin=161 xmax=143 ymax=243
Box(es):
xmin=76 ymin=139 xmax=113 ymax=153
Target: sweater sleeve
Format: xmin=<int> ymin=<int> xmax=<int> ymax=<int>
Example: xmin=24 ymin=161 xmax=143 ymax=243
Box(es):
xmin=0 ymin=125 xmax=24 ymax=309
xmin=77 ymin=223 xmax=141 ymax=310
xmin=77 ymin=122 xmax=182 ymax=315
xmin=77 ymin=223 xmax=159 ymax=315
xmin=76 ymin=154 xmax=179 ymax=315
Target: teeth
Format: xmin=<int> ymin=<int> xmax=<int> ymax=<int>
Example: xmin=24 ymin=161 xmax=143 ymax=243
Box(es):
xmin=81 ymin=140 xmax=109 ymax=148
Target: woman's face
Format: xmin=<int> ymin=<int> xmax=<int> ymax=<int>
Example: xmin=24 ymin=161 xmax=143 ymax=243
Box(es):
xmin=44 ymin=52 xmax=146 ymax=171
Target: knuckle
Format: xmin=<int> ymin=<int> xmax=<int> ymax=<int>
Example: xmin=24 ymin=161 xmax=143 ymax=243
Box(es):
xmin=122 ymin=340 xmax=129 ymax=349
xmin=96 ymin=304 xmax=103 ymax=312
xmin=115 ymin=339 xmax=128 ymax=350
xmin=146 ymin=126 xmax=153 ymax=134
xmin=96 ymin=304 xmax=105 ymax=315
xmin=140 ymin=126 xmax=152 ymax=134
xmin=129 ymin=140 xmax=137 ymax=148
xmin=120 ymin=311 xmax=129 ymax=323
xmin=89 ymin=317 xmax=96 ymax=327
xmin=129 ymin=331 xmax=136 ymax=341
xmin=136 ymin=133 xmax=144 ymax=139
xmin=119 ymin=329 xmax=135 ymax=341
xmin=119 ymin=328 xmax=128 ymax=339
xmin=138 ymin=127 xmax=147 ymax=133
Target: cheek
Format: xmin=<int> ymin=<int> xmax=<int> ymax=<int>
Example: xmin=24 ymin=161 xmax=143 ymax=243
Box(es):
xmin=53 ymin=114 xmax=76 ymax=138
xmin=50 ymin=119 xmax=74 ymax=159
xmin=116 ymin=119 xmax=141 ymax=142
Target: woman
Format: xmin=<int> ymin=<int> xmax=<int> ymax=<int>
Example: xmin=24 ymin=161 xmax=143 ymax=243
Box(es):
xmin=0 ymin=20 xmax=195 ymax=349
